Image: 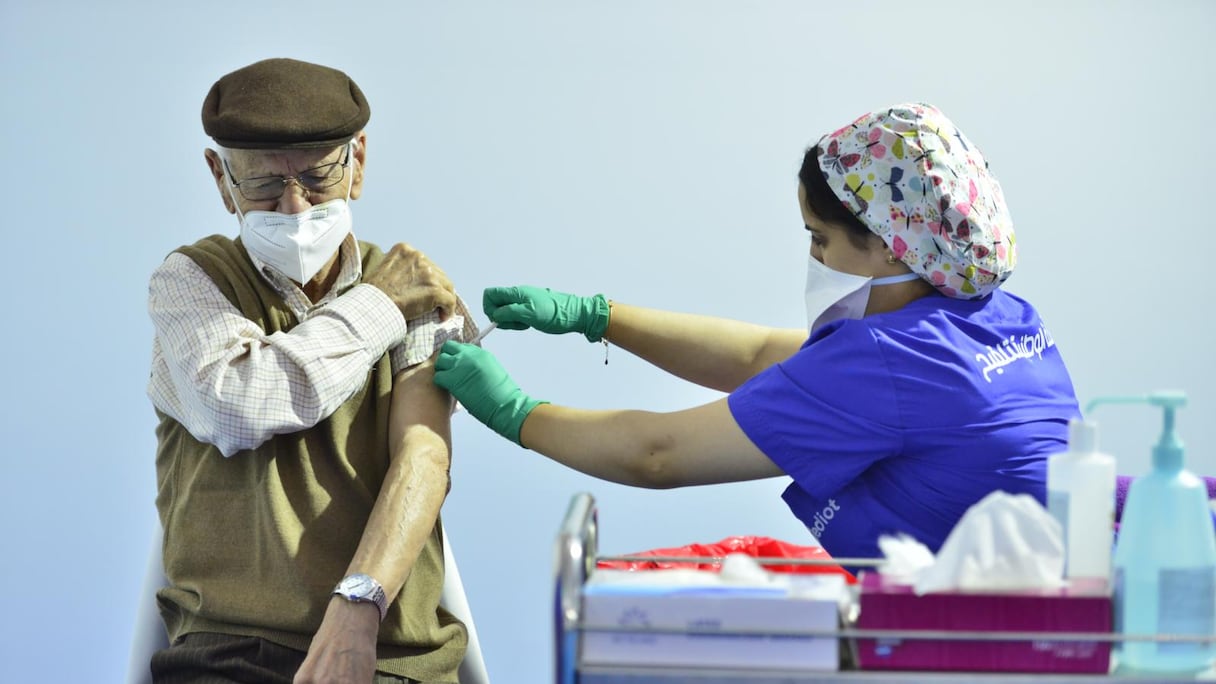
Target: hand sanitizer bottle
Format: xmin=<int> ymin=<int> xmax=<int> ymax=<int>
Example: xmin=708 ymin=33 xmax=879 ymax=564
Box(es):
xmin=1047 ymin=417 xmax=1116 ymax=581
xmin=1103 ymin=392 xmax=1216 ymax=673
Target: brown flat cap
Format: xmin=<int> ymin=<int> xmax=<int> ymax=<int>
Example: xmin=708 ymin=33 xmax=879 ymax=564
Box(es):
xmin=202 ymin=58 xmax=370 ymax=149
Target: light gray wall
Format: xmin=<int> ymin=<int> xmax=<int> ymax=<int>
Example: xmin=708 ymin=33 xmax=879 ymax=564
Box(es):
xmin=1 ymin=2 xmax=1212 ymax=682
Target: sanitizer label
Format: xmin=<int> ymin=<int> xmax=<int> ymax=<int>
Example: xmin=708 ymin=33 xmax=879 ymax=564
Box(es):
xmin=1157 ymin=567 xmax=1216 ymax=655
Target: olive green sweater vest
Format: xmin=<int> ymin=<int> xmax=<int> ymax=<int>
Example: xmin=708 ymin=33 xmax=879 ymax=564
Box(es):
xmin=154 ymin=235 xmax=465 ymax=681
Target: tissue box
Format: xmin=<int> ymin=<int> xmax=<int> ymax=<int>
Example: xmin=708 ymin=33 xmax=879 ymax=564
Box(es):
xmin=580 ymin=573 xmax=844 ymax=670
xmin=856 ymin=572 xmax=1112 ymax=673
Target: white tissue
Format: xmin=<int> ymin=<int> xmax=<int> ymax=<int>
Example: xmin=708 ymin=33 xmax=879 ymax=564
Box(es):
xmin=875 ymin=491 xmax=1065 ymax=595
xmin=913 ymin=491 xmax=1065 ymax=595
xmin=876 ymin=534 xmax=936 ymax=581
xmin=584 ymin=553 xmax=847 ymax=602
xmin=718 ymin=553 xmax=774 ymax=584
xmin=586 ymin=553 xmax=781 ymax=595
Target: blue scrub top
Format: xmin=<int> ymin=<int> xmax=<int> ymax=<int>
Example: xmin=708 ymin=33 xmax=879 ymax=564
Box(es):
xmin=728 ymin=289 xmax=1080 ymax=562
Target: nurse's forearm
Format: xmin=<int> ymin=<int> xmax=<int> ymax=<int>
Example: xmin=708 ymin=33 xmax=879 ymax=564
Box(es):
xmin=517 ymin=401 xmax=782 ymax=488
xmin=604 ymin=302 xmax=805 ymax=392
xmin=518 ymin=404 xmax=673 ymax=487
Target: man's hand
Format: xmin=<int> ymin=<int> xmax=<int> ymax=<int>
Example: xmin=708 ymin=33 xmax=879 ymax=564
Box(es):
xmin=434 ymin=341 xmax=545 ymax=445
xmin=294 ymin=597 xmax=380 ymax=684
xmin=365 ymin=243 xmax=457 ymax=321
xmin=483 ymin=285 xmax=610 ymax=342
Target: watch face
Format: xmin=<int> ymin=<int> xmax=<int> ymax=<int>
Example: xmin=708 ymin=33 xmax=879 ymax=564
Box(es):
xmin=341 ymin=574 xmax=373 ymax=597
xmin=334 ymin=573 xmax=386 ymax=620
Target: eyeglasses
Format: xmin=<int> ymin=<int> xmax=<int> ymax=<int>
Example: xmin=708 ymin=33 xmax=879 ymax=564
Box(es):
xmin=223 ymin=146 xmax=352 ymax=202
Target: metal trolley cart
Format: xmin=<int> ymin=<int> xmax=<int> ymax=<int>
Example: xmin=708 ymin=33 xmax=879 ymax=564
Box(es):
xmin=553 ymin=492 xmax=1216 ymax=684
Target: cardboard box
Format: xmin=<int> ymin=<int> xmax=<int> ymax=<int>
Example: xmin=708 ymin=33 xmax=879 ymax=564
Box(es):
xmin=855 ymin=572 xmax=1113 ymax=673
xmin=580 ymin=572 xmax=844 ymax=671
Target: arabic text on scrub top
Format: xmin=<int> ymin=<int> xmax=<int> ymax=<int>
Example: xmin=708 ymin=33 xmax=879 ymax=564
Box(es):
xmin=975 ymin=325 xmax=1056 ymax=383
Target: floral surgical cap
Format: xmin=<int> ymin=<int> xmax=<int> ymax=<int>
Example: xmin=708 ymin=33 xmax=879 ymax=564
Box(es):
xmin=817 ymin=103 xmax=1016 ymax=299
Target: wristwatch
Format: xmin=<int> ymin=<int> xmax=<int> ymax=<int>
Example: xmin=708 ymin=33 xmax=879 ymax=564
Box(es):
xmin=332 ymin=573 xmax=388 ymax=621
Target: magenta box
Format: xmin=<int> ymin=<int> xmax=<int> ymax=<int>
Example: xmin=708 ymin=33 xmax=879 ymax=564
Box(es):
xmin=855 ymin=572 xmax=1113 ymax=673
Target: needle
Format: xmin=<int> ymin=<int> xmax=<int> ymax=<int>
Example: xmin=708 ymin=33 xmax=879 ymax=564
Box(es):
xmin=471 ymin=321 xmax=497 ymax=345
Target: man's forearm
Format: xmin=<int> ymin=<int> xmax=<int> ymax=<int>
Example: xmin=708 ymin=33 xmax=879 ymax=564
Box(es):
xmin=342 ymin=427 xmax=450 ymax=602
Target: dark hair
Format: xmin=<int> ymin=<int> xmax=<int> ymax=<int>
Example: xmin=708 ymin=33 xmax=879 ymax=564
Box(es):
xmin=798 ymin=146 xmax=875 ymax=250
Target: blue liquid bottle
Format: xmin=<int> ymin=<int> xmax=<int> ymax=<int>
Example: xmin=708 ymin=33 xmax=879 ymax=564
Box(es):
xmin=1100 ymin=392 xmax=1216 ymax=673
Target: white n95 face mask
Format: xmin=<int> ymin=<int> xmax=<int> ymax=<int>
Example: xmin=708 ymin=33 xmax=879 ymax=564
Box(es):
xmin=805 ymin=255 xmax=920 ymax=333
xmin=238 ymin=199 xmax=352 ymax=284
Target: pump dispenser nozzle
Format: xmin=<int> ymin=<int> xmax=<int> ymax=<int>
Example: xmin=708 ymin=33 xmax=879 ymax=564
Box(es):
xmin=1086 ymin=391 xmax=1186 ymax=471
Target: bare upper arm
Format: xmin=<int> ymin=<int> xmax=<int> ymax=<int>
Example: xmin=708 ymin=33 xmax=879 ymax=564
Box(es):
xmin=389 ymin=358 xmax=453 ymax=464
xmin=754 ymin=327 xmax=808 ymax=374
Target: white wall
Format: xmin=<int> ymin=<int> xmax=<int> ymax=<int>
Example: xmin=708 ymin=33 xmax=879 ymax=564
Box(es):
xmin=1 ymin=1 xmax=1212 ymax=682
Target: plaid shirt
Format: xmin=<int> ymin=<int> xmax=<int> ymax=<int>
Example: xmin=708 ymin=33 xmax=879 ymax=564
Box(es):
xmin=147 ymin=234 xmax=476 ymax=457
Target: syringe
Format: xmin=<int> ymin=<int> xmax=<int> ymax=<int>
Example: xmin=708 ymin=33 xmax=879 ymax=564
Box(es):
xmin=471 ymin=321 xmax=497 ymax=345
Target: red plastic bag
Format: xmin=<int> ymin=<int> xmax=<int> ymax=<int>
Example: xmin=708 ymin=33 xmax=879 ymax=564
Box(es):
xmin=596 ymin=535 xmax=857 ymax=584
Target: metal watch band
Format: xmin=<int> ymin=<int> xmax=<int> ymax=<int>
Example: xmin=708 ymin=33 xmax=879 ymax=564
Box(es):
xmin=332 ymin=573 xmax=388 ymax=622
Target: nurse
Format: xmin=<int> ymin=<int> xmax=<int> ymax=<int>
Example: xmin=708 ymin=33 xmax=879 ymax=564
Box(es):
xmin=434 ymin=103 xmax=1081 ymax=561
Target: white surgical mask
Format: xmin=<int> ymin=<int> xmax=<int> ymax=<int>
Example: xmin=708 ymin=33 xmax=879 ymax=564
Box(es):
xmin=237 ymin=199 xmax=352 ymax=284
xmin=223 ymin=143 xmax=356 ymax=285
xmin=805 ymin=255 xmax=920 ymax=333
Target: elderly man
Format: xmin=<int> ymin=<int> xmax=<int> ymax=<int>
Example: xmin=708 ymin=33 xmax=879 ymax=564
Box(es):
xmin=146 ymin=58 xmax=473 ymax=683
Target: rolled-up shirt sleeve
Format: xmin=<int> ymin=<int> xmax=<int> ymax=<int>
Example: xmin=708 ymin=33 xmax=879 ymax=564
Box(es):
xmin=147 ymin=254 xmax=409 ymax=457
xmin=389 ymin=298 xmax=479 ymax=373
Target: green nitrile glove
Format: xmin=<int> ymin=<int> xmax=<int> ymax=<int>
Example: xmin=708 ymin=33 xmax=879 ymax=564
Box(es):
xmin=433 ymin=340 xmax=546 ymax=446
xmin=482 ymin=286 xmax=610 ymax=342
